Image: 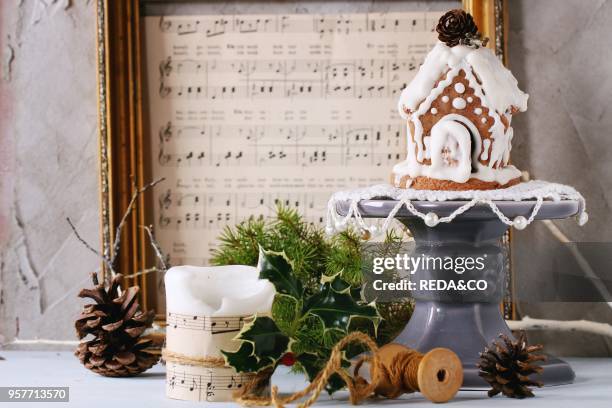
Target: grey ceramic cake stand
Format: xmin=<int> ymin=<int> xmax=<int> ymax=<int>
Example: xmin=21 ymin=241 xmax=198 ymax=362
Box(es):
xmin=337 ymin=199 xmax=580 ymax=389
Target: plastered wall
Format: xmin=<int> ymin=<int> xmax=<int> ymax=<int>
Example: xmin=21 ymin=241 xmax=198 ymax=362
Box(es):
xmin=509 ymin=0 xmax=612 ymax=356
xmin=0 ymin=0 xmax=100 ymax=346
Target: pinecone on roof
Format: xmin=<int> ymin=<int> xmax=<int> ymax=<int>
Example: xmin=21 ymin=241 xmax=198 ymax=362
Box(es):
xmin=75 ymin=272 xmax=159 ymax=377
xmin=477 ymin=332 xmax=546 ymax=398
xmin=436 ymin=9 xmax=488 ymax=48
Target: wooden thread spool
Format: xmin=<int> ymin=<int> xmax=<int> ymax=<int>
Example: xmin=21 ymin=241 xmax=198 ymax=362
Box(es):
xmin=235 ymin=333 xmax=462 ymax=407
xmin=357 ymin=343 xmax=463 ymax=403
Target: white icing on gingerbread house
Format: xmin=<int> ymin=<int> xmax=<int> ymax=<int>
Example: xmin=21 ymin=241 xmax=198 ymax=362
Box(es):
xmin=393 ymin=41 xmax=528 ymax=188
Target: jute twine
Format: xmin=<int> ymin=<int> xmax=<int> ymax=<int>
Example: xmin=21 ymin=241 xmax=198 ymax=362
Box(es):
xmin=163 ymin=332 xmax=426 ymax=407
xmin=355 ymin=345 xmax=424 ymax=399
xmin=235 ymin=331 xmax=394 ymax=407
xmin=161 ymin=348 xmax=227 ymax=367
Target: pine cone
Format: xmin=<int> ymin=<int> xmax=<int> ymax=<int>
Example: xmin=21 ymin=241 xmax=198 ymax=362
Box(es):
xmin=75 ymin=272 xmax=160 ymax=377
xmin=436 ymin=9 xmax=487 ymax=48
xmin=477 ymin=333 xmax=546 ymax=398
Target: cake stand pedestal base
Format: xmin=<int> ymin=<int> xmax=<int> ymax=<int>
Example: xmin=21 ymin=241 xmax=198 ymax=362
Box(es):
xmin=339 ymin=199 xmax=579 ymax=388
xmin=395 ymin=301 xmax=575 ymax=388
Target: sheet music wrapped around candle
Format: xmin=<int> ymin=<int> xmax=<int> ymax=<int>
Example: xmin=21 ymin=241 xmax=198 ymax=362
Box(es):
xmin=164 ymin=265 xmax=276 ymax=402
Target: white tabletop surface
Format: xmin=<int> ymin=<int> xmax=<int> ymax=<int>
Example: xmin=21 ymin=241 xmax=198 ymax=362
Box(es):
xmin=0 ymin=352 xmax=611 ymax=407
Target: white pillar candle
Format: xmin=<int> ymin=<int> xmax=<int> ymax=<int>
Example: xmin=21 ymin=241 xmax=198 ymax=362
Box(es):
xmin=164 ymin=265 xmax=275 ymax=402
xmin=165 ymin=265 xmax=275 ymax=317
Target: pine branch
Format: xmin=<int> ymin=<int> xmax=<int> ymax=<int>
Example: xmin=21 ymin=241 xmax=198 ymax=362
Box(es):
xmin=274 ymin=205 xmax=308 ymax=240
xmin=376 ymin=300 xmax=414 ymax=345
xmin=211 ymin=217 xmax=267 ymax=266
xmin=326 ymin=229 xmax=363 ymax=285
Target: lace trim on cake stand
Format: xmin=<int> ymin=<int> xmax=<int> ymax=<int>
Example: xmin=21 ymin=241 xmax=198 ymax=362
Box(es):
xmin=325 ymin=180 xmax=588 ymax=235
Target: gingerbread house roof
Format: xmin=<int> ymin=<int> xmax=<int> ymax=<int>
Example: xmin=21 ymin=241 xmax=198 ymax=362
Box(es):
xmin=399 ymin=42 xmax=528 ymax=117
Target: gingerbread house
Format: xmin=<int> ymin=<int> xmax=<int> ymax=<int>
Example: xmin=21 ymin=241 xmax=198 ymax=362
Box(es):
xmin=392 ymin=11 xmax=528 ymax=191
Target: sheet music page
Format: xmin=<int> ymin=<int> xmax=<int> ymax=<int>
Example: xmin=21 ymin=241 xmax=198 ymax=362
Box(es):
xmin=165 ymin=313 xmax=253 ymax=401
xmin=143 ymin=12 xmax=438 ymax=280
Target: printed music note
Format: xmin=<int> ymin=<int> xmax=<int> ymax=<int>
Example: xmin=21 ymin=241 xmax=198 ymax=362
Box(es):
xmin=145 ymin=11 xmax=438 ymax=294
xmin=159 ymin=16 xmax=171 ymax=32
xmin=156 ymin=123 xmax=403 ymax=168
xmin=167 ymin=313 xmax=205 ymax=330
xmin=210 ymin=316 xmax=245 ymax=334
xmin=166 ymin=361 xmax=259 ymax=401
xmin=155 ymin=13 xmax=435 ymax=36
xmin=206 ymin=371 xmax=216 ymax=400
xmin=157 ymin=57 xmax=424 ymax=100
xmin=189 ymin=378 xmax=197 ymax=392
xmin=166 ymin=313 xmax=246 ymax=333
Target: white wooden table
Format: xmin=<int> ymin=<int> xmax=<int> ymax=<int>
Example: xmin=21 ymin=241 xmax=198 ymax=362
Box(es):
xmin=0 ymin=352 xmax=611 ymax=407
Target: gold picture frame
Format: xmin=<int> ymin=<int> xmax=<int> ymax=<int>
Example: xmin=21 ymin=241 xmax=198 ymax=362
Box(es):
xmin=95 ymin=0 xmax=512 ymax=317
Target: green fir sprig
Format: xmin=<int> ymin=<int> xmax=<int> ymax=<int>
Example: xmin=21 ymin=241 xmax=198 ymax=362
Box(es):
xmin=211 ymin=205 xmax=363 ymax=290
xmin=213 ymin=206 xmax=414 ymax=387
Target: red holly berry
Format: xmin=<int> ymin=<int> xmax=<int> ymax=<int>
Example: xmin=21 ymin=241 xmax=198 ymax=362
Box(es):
xmin=280 ymin=352 xmax=296 ymax=366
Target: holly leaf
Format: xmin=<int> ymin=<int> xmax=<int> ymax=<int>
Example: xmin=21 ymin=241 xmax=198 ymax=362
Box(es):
xmin=257 ymin=247 xmax=303 ymax=299
xmin=236 ymin=316 xmax=291 ymax=359
xmin=222 ymin=342 xmax=271 ymax=372
xmin=271 ymin=294 xmax=300 ymax=335
xmin=302 ymin=274 xmax=380 ymax=334
xmin=222 ymin=316 xmax=291 ymax=373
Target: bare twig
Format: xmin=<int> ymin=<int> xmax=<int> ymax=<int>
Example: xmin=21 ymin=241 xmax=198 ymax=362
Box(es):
xmin=68 ymin=177 xmax=165 ymax=284
xmin=141 ymin=225 xmax=170 ymax=271
xmin=508 ymin=316 xmax=612 ymax=339
xmin=542 ymin=219 xmax=612 ymax=310
xmin=66 ymin=217 xmax=115 ymax=274
xmin=524 ymin=171 xmax=612 ymax=311
xmin=122 ymin=266 xmax=159 ymax=280
xmin=110 ymin=177 xmax=165 ymax=269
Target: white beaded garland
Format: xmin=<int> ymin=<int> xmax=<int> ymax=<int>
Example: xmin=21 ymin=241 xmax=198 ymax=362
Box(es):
xmin=424 ymin=212 xmax=439 ymax=227
xmin=512 ymin=215 xmax=528 ymax=230
xmin=577 ymin=211 xmax=589 ymax=226
xmin=441 ymin=95 xmax=449 ymax=103
xmin=335 ymin=220 xmax=346 ymax=231
xmin=326 ymin=182 xmax=587 ymax=237
xmin=361 ymin=229 xmax=372 ymax=240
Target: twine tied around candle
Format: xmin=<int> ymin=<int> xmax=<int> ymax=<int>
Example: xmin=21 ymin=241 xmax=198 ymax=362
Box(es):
xmin=161 ymin=348 xmax=227 ymax=367
xmin=162 ymin=347 xmax=270 ymax=404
